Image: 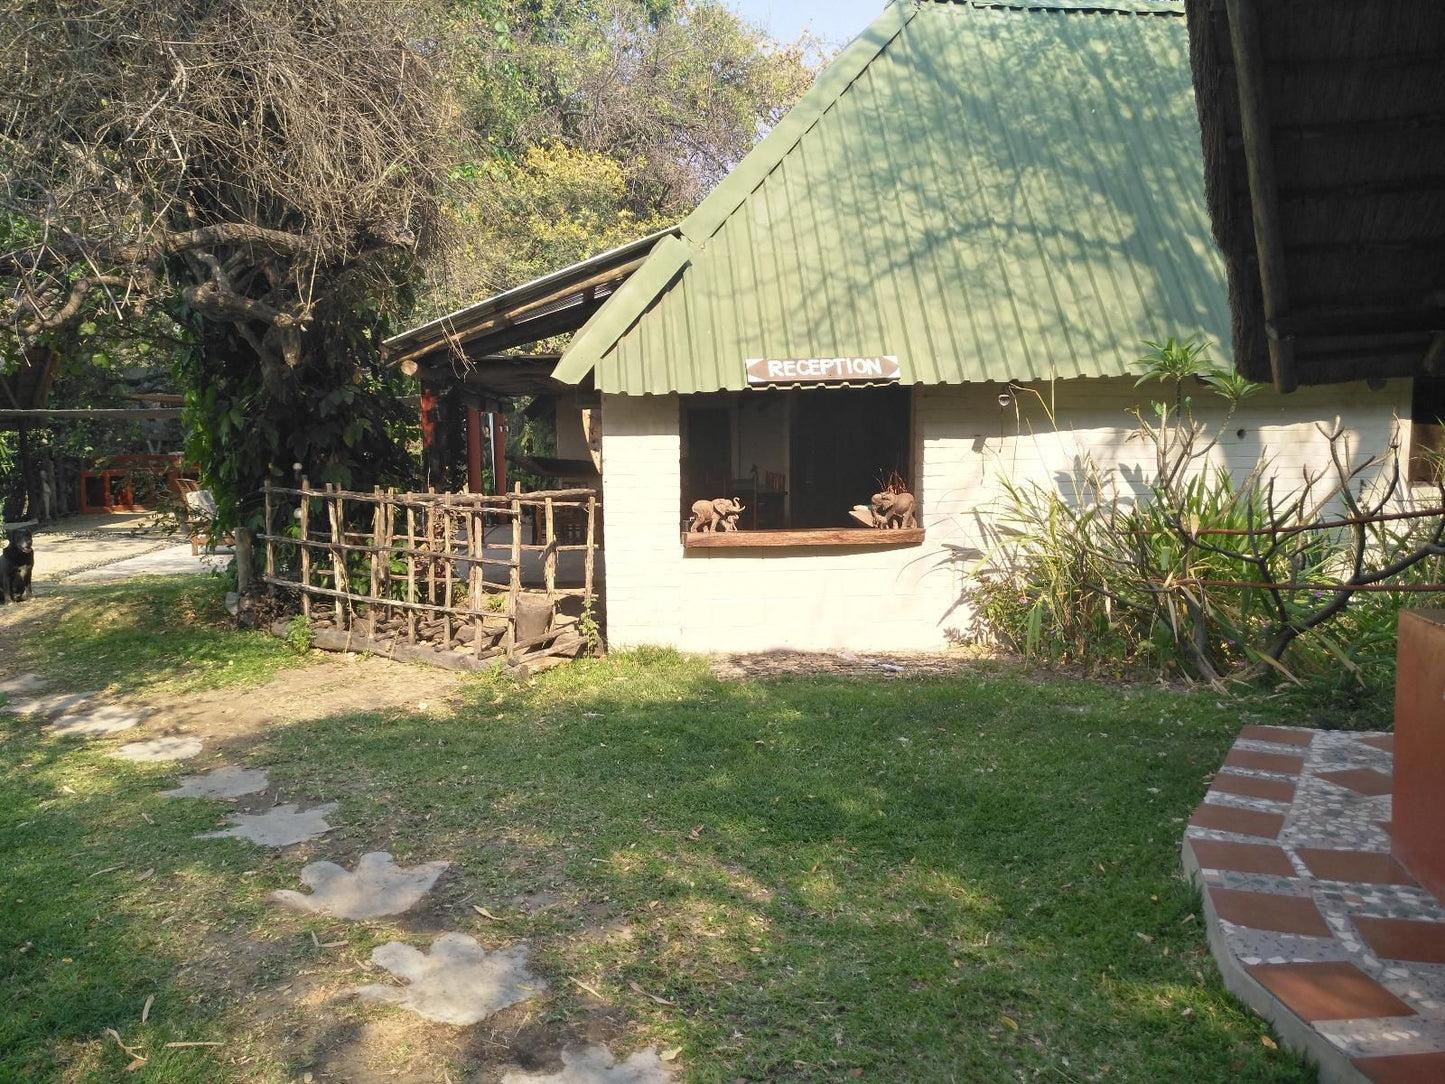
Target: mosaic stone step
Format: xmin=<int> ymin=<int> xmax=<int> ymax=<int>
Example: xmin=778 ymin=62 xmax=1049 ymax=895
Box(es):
xmin=1184 ymin=726 xmax=1445 ymax=1084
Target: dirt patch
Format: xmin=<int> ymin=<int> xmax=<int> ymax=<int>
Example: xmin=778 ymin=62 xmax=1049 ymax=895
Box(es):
xmin=128 ymin=653 xmax=465 ymax=749
xmin=709 ymin=648 xmax=991 ymax=681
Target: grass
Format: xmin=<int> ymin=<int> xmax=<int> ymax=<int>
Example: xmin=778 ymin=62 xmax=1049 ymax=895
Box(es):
xmin=1 ymin=577 xmax=1381 ymax=1081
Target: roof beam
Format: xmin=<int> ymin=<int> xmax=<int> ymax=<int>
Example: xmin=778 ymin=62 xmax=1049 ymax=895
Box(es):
xmin=1277 ymin=175 xmax=1445 ymax=202
xmin=1271 ymin=307 xmax=1445 ymax=339
xmin=1225 ymin=0 xmax=1297 ymax=392
xmin=1268 ymin=111 xmax=1445 ymax=141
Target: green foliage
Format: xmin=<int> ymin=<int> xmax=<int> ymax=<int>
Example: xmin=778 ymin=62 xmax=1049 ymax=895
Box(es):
xmin=177 ymin=319 xmax=421 ymax=535
xmin=971 ymin=339 xmax=1436 ymax=699
xmin=424 ymin=0 xmax=818 ymax=312
xmin=283 ymin=614 xmax=314 ymax=654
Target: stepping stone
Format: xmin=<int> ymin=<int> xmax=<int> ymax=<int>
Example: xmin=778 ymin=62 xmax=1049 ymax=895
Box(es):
xmin=270 ymin=852 xmax=449 ymax=920
xmin=349 ymin=934 xmax=543 ymax=1025
xmin=161 ymin=766 xmax=270 ymax=799
xmin=197 ymin=802 xmax=338 ymax=847
xmin=49 ymin=705 xmax=145 ymax=737
xmin=0 ymin=673 xmax=47 ymax=696
xmin=3 ymin=691 xmax=94 ymax=717
xmin=111 ymin=736 xmax=203 ymax=762
xmin=502 ymin=1046 xmax=672 ymax=1083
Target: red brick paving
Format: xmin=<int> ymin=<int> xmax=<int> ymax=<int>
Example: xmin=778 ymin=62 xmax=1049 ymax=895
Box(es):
xmin=1223 ymin=748 xmax=1305 ymax=774
xmin=1208 ymin=887 xmax=1331 ymax=937
xmin=1357 ymin=734 xmax=1395 ymax=753
xmin=1239 ymin=725 xmax=1315 ymax=747
xmin=1353 ymin=916 xmax=1445 ymax=965
xmin=1210 ymin=772 xmax=1297 ymax=802
xmin=1353 ymin=1051 xmax=1445 ymax=1083
xmin=1317 ymin=767 xmax=1393 ymax=797
xmin=1247 ymin=961 xmax=1415 ymax=1022
xmin=1189 ymin=838 xmax=1296 ymax=877
xmin=1297 ymin=849 xmax=1417 ymax=886
xmin=1189 ymin=803 xmax=1285 ymax=838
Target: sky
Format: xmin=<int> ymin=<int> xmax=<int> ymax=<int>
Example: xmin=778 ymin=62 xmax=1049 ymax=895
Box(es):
xmin=724 ymin=0 xmax=886 ymax=46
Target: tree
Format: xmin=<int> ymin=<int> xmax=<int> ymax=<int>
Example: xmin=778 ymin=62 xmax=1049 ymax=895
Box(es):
xmin=428 ymin=0 xmax=818 ymax=308
xmin=1 ymin=0 xmax=467 ymax=523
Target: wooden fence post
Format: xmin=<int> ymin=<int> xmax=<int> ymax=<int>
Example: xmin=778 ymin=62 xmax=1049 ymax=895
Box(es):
xmin=299 ymin=476 xmax=312 ymax=619
xmin=327 ymin=483 xmax=346 ymax=626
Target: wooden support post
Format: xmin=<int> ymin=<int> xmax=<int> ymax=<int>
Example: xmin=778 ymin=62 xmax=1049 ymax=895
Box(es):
xmin=406 ymin=503 xmax=418 ymax=643
xmin=234 ymin=527 xmax=253 ymax=595
xmin=492 ymin=413 xmax=508 ymax=495
xmin=299 ymin=477 xmax=312 ymax=619
xmin=466 ymin=406 xmax=484 ymax=494
xmin=544 ymin=497 xmax=556 ymax=600
xmin=263 ymin=481 xmax=276 ymax=581
xmin=327 ymin=484 xmax=347 ymax=625
xmin=1226 ymin=0 xmax=1298 ymax=394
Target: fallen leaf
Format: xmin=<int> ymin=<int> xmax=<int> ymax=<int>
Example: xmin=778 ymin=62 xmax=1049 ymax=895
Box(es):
xmin=660 ymin=1047 xmax=682 ymax=1062
xmin=140 ymin=812 xmax=154 ymax=825
xmin=163 ymin=1041 xmax=223 ymax=1049
xmin=135 ymin=869 xmax=155 ymax=883
xmin=848 ymin=1070 xmax=863 ymax=1079
xmin=88 ymin=866 xmax=122 ymax=879
xmin=688 ymin=825 xmax=703 ymax=840
xmin=1261 ymin=1036 xmax=1277 ymax=1050
xmin=141 ymin=995 xmax=154 ymax=1025
xmin=1136 ymin=932 xmax=1154 ymax=944
xmin=473 ymin=905 xmax=502 ymax=922
xmin=319 ymin=939 xmax=348 ymax=949
xmin=1000 ymin=1015 xmax=1019 ymax=1031
xmin=105 ymin=1028 xmax=147 ymax=1070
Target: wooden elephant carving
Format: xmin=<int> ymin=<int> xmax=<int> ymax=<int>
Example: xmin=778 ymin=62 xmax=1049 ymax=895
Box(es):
xmin=870 ymin=490 xmax=917 ymax=529
xmin=689 ymin=497 xmax=745 ymax=533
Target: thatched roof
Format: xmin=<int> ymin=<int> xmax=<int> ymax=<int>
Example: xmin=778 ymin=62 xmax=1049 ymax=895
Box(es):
xmin=1187 ymin=0 xmax=1445 ymax=390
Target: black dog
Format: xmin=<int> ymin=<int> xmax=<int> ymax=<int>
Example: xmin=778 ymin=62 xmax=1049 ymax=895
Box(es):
xmin=0 ymin=528 xmax=34 ymax=603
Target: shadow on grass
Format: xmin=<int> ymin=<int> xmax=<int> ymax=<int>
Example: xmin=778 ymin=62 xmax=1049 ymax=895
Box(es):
xmin=239 ymin=650 xmax=1322 ymax=1083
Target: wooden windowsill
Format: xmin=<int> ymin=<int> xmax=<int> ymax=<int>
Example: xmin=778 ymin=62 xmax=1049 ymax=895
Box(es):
xmin=682 ymin=527 xmax=925 ymax=549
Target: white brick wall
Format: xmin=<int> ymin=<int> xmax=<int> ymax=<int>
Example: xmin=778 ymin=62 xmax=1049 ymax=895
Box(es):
xmin=600 ymin=379 xmax=1411 ymax=652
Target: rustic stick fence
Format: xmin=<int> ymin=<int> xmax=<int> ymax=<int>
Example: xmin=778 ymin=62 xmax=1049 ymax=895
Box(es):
xmin=259 ymin=480 xmax=600 ymax=674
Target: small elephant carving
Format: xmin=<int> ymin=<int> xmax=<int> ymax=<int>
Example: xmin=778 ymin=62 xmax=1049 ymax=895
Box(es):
xmin=689 ymin=497 xmax=745 ymax=533
xmin=870 ymin=490 xmax=917 ymax=529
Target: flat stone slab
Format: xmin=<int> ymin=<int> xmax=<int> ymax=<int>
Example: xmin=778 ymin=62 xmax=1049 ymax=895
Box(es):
xmin=0 ymin=673 xmax=47 ymax=696
xmin=502 ymin=1046 xmax=672 ymax=1083
xmin=2 ymin=691 xmax=95 ymax=717
xmin=349 ymin=934 xmax=543 ymax=1025
xmin=110 ymin=736 xmax=204 ymax=762
xmin=161 ymin=765 xmax=271 ymax=799
xmin=270 ymin=852 xmax=449 ymax=920
xmin=197 ymin=802 xmax=338 ymax=847
xmin=48 ymin=704 xmax=145 ymax=737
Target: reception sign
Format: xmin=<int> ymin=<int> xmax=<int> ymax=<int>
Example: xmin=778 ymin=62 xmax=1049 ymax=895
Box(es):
xmin=744 ymin=355 xmax=901 ymax=385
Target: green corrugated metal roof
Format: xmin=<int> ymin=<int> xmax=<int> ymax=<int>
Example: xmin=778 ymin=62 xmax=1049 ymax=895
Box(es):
xmin=553 ymin=0 xmax=1229 ymax=394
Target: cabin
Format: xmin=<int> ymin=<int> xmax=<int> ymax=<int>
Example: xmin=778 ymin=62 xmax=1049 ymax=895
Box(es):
xmin=386 ymin=0 xmax=1412 ymax=653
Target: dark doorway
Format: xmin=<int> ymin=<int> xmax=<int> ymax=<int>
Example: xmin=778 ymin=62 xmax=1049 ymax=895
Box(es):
xmin=790 ymin=387 xmax=911 ymax=527
xmin=682 ymin=407 xmax=731 ymax=515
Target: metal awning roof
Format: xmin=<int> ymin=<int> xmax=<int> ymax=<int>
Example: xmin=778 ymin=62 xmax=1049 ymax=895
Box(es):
xmin=383 ymin=227 xmax=677 ymax=372
xmin=552 ymin=0 xmax=1229 ymax=395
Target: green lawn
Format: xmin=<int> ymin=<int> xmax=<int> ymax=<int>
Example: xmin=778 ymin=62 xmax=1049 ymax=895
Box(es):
xmin=1 ymin=579 xmax=1371 ymax=1081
